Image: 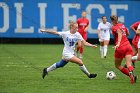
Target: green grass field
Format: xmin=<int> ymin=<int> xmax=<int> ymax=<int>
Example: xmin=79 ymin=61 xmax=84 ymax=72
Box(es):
xmin=0 ymin=44 xmax=140 ymax=93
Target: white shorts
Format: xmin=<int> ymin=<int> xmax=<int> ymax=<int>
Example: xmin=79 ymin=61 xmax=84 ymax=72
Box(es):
xmin=138 ymin=39 xmax=140 ymax=48
xmin=62 ymin=53 xmax=74 ymax=60
xmin=99 ymin=37 xmax=110 ymax=42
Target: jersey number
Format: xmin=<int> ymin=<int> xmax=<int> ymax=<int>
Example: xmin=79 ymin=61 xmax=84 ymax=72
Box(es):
xmin=69 ymin=42 xmax=74 ymax=47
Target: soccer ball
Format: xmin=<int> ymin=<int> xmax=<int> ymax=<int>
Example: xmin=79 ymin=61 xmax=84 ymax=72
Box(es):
xmin=106 ymin=71 xmax=116 ymax=80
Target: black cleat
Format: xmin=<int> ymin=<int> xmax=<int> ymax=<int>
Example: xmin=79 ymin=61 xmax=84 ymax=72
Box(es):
xmin=104 ymin=56 xmax=106 ymax=58
xmin=88 ymin=74 xmax=97 ymax=78
xmin=134 ymin=76 xmax=137 ymax=83
xmin=42 ymin=68 xmax=48 ymax=79
xmin=132 ymin=62 xmax=135 ymax=68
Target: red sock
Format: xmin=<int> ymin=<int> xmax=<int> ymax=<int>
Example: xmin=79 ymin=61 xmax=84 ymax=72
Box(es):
xmin=77 ymin=47 xmax=80 ymax=52
xmin=128 ymin=66 xmax=134 ymax=72
xmin=120 ymin=67 xmax=130 ymax=76
xmin=132 ymin=60 xmax=136 ymax=63
xmin=80 ymin=47 xmax=83 ymax=54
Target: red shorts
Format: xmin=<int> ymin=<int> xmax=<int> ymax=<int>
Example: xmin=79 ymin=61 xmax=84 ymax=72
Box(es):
xmin=78 ymin=31 xmax=87 ymax=40
xmin=115 ymin=45 xmax=133 ymax=59
xmin=132 ymin=35 xmax=140 ymax=50
xmin=132 ymin=38 xmax=138 ymax=50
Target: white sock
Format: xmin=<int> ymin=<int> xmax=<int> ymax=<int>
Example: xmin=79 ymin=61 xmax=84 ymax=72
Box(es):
xmin=100 ymin=46 xmax=104 ymax=58
xmin=80 ymin=65 xmax=90 ymax=76
xmin=103 ymin=45 xmax=108 ymax=57
xmin=132 ymin=56 xmax=138 ymax=60
xmin=47 ymin=63 xmax=56 ymax=72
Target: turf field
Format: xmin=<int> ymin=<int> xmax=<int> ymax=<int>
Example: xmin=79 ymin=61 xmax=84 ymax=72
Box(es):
xmin=0 ymin=44 xmax=140 ymax=93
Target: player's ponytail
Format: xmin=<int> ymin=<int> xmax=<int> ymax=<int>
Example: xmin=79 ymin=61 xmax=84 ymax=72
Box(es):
xmin=110 ymin=15 xmax=118 ymax=22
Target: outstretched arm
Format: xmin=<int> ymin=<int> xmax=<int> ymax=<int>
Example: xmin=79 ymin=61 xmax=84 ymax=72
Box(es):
xmin=40 ymin=29 xmax=59 ymax=35
xmin=81 ymin=40 xmax=97 ymax=48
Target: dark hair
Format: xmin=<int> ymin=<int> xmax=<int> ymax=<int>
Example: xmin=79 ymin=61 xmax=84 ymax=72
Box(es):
xmin=82 ymin=10 xmax=86 ymax=13
xmin=110 ymin=15 xmax=118 ymax=21
xmin=102 ymin=16 xmax=106 ymax=19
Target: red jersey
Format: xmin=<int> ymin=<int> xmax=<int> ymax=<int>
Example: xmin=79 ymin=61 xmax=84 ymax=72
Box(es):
xmin=131 ymin=21 xmax=140 ymax=30
xmin=111 ymin=23 xmax=130 ymax=47
xmin=77 ymin=18 xmax=89 ymax=34
xmin=131 ymin=21 xmax=140 ymax=49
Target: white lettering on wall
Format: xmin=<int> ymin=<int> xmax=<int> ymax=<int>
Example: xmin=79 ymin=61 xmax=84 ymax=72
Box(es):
xmin=61 ymin=3 xmax=80 ymax=31
xmin=0 ymin=2 xmax=9 ymax=33
xmin=110 ymin=4 xmax=128 ymax=23
xmin=86 ymin=4 xmax=105 ymax=33
xmin=38 ymin=3 xmax=57 ymax=32
xmin=14 ymin=3 xmax=34 ymax=33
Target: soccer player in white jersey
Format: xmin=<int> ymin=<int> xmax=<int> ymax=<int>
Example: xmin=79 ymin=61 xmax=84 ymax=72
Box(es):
xmin=97 ymin=16 xmax=111 ymax=58
xmin=40 ymin=21 xmax=97 ymax=79
xmin=132 ymin=23 xmax=140 ymax=61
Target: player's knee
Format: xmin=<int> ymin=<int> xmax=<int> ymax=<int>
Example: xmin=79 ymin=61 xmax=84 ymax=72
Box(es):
xmin=138 ymin=56 xmax=140 ymax=61
xmin=56 ymin=60 xmax=68 ymax=68
xmin=115 ymin=65 xmax=120 ymax=69
xmin=78 ymin=61 xmax=83 ymax=66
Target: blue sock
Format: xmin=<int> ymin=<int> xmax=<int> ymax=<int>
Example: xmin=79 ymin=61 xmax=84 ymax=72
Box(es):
xmin=56 ymin=59 xmax=68 ymax=68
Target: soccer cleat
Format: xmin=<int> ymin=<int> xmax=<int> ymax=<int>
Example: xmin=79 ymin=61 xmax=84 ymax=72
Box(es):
xmin=104 ymin=56 xmax=106 ymax=58
xmin=42 ymin=68 xmax=48 ymax=79
xmin=130 ymin=75 xmax=137 ymax=84
xmin=134 ymin=75 xmax=137 ymax=83
xmin=132 ymin=62 xmax=135 ymax=68
xmin=88 ymin=74 xmax=97 ymax=78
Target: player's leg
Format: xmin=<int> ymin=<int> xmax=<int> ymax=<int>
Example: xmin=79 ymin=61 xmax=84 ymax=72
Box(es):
xmin=131 ymin=44 xmax=138 ymax=67
xmin=76 ymin=41 xmax=81 ymax=56
xmin=69 ymin=56 xmax=97 ymax=78
xmin=132 ymin=39 xmax=140 ymax=61
xmin=79 ymin=33 xmax=87 ymax=59
xmin=115 ymin=58 xmax=130 ymax=76
xmin=79 ymin=43 xmax=84 ymax=59
xmin=125 ymin=55 xmax=137 ymax=84
xmin=42 ymin=59 xmax=68 ymax=79
xmin=103 ymin=40 xmax=110 ymax=58
xmin=99 ymin=39 xmax=104 ymax=58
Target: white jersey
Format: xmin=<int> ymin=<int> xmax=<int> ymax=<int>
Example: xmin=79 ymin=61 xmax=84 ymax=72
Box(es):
xmin=138 ymin=24 xmax=140 ymax=29
xmin=137 ymin=24 xmax=140 ymax=48
xmin=58 ymin=31 xmax=84 ymax=56
xmin=97 ymin=22 xmax=111 ymax=40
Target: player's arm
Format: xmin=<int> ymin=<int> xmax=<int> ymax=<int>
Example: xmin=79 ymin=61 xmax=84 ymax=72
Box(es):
xmin=130 ymin=25 xmax=137 ymax=33
xmin=115 ymin=29 xmax=122 ymax=50
xmin=40 ymin=29 xmax=59 ymax=35
xmin=126 ymin=28 xmax=130 ymax=36
xmin=84 ymin=25 xmax=89 ymax=32
xmin=97 ymin=29 xmax=101 ymax=39
xmin=81 ymin=40 xmax=97 ymax=48
xmin=84 ymin=20 xmax=89 ymax=32
xmin=136 ymin=24 xmax=140 ymax=35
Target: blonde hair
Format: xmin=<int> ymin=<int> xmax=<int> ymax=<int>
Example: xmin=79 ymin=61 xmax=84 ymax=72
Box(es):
xmin=69 ymin=20 xmax=76 ymax=29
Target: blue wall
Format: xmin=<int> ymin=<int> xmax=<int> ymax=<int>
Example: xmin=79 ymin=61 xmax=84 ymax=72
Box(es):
xmin=0 ymin=0 xmax=140 ymax=38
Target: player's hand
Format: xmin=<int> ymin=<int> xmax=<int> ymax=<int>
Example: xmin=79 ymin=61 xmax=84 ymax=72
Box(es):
xmin=40 ymin=29 xmax=46 ymax=32
xmin=114 ymin=43 xmax=120 ymax=50
xmin=92 ymin=45 xmax=97 ymax=48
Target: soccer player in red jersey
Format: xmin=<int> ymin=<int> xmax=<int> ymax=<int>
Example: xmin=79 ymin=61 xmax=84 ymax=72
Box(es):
xmin=132 ymin=23 xmax=140 ymax=61
xmin=76 ymin=11 xmax=89 ymax=58
xmin=110 ymin=15 xmax=137 ymax=84
xmin=130 ymin=21 xmax=140 ymax=67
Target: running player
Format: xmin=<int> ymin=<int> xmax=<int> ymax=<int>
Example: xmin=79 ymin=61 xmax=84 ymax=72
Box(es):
xmin=130 ymin=21 xmax=140 ymax=67
xmin=97 ymin=16 xmax=111 ymax=58
xmin=76 ymin=11 xmax=89 ymax=59
xmin=110 ymin=15 xmax=137 ymax=84
xmin=40 ymin=21 xmax=97 ymax=79
xmin=132 ymin=23 xmax=140 ymax=61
